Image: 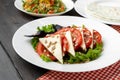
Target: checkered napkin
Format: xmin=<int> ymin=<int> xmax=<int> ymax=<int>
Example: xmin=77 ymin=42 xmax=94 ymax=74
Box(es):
xmin=37 ymin=26 xmax=120 ymax=80
xmin=112 ymin=25 xmax=120 ymax=33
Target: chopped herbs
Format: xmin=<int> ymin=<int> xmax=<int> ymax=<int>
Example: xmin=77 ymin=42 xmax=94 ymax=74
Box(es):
xmin=23 ymin=0 xmax=66 ymax=14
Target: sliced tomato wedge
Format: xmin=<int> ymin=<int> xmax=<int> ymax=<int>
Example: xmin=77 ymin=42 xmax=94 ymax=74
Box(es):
xmin=82 ymin=27 xmax=92 ymax=48
xmin=60 ymin=34 xmax=69 ymax=53
xmin=36 ymin=42 xmax=56 ymax=60
xmin=55 ymin=27 xmax=82 ymax=50
xmin=71 ymin=28 xmax=82 ymax=50
xmin=93 ymin=30 xmax=102 ymax=45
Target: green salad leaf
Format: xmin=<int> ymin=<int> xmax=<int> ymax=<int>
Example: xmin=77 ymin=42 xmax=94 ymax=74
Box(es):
xmin=31 ymin=24 xmax=55 ymax=50
xmin=63 ymin=43 xmax=103 ymax=64
xmin=31 ymin=37 xmax=39 ymax=50
xmin=37 ymin=24 xmax=55 ymax=33
xmin=40 ymin=54 xmax=52 ymax=62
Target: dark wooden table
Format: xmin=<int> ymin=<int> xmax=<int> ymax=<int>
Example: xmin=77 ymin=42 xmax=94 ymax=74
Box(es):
xmin=0 ymin=0 xmax=81 ymax=80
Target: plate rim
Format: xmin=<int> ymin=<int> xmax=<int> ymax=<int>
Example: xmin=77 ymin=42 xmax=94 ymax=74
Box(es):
xmin=12 ymin=16 xmax=120 ymax=72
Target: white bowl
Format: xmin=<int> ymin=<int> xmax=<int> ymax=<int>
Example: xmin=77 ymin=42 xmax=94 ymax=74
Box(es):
xmin=14 ymin=0 xmax=74 ymax=17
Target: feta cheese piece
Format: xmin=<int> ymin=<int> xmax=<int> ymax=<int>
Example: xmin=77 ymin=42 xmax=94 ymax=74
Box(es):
xmin=39 ymin=35 xmax=63 ymax=63
xmin=65 ymin=31 xmax=75 ymax=56
xmin=89 ymin=29 xmax=93 ymax=49
xmin=77 ymin=27 xmax=86 ymax=51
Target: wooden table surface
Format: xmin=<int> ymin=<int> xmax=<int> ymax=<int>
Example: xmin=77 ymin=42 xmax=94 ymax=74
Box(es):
xmin=0 ymin=0 xmax=80 ymax=80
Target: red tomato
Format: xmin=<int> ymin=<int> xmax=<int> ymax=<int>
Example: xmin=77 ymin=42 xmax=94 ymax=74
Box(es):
xmin=93 ymin=30 xmax=102 ymax=45
xmin=60 ymin=34 xmax=69 ymax=53
xmin=47 ymin=10 xmax=54 ymax=14
xmin=36 ymin=42 xmax=56 ymax=60
xmin=50 ymin=0 xmax=54 ymax=6
xmin=55 ymin=27 xmax=69 ymax=33
xmin=33 ymin=9 xmax=38 ymax=13
xmin=56 ymin=27 xmax=82 ymax=50
xmin=71 ymin=28 xmax=82 ymax=50
xmin=82 ymin=28 xmax=92 ymax=48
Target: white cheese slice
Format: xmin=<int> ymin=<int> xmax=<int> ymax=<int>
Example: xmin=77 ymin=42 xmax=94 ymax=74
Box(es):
xmin=77 ymin=27 xmax=86 ymax=51
xmin=89 ymin=29 xmax=94 ymax=49
xmin=65 ymin=31 xmax=75 ymax=56
xmin=39 ymin=35 xmax=63 ymax=63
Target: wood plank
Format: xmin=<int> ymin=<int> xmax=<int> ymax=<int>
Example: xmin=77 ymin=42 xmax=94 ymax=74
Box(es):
xmin=0 ymin=42 xmax=21 ymax=80
xmin=0 ymin=0 xmax=48 ymax=80
xmin=0 ymin=0 xmax=50 ymax=80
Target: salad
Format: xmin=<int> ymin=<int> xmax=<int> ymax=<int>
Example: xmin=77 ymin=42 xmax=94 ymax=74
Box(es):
xmin=26 ymin=24 xmax=103 ymax=64
xmin=22 ymin=0 xmax=66 ymax=14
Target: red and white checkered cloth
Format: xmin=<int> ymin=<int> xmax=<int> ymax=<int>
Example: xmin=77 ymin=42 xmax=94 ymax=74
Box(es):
xmin=112 ymin=25 xmax=120 ymax=33
xmin=37 ymin=26 xmax=120 ymax=80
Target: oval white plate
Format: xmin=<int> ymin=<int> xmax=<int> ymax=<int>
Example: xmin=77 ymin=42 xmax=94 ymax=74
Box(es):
xmin=74 ymin=0 xmax=120 ymax=25
xmin=12 ymin=16 xmax=120 ymax=72
xmin=14 ymin=0 xmax=74 ymax=17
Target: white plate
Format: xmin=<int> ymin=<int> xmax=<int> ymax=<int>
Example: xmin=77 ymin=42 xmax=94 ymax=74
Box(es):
xmin=74 ymin=0 xmax=120 ymax=25
xmin=14 ymin=0 xmax=74 ymax=17
xmin=12 ymin=16 xmax=120 ymax=72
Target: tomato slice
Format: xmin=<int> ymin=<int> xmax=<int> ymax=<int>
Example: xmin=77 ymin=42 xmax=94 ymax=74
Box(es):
xmin=55 ymin=27 xmax=82 ymax=50
xmin=71 ymin=28 xmax=82 ymax=50
xmin=83 ymin=27 xmax=92 ymax=48
xmin=93 ymin=30 xmax=102 ymax=45
xmin=60 ymin=34 xmax=69 ymax=53
xmin=36 ymin=42 xmax=56 ymax=60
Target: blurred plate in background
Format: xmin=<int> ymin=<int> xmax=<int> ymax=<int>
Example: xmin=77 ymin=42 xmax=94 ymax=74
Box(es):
xmin=74 ymin=0 xmax=120 ymax=25
xmin=14 ymin=0 xmax=74 ymax=17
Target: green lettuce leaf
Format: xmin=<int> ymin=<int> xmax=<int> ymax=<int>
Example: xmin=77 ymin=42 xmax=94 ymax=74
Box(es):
xmin=63 ymin=43 xmax=103 ymax=64
xmin=40 ymin=54 xmax=52 ymax=62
